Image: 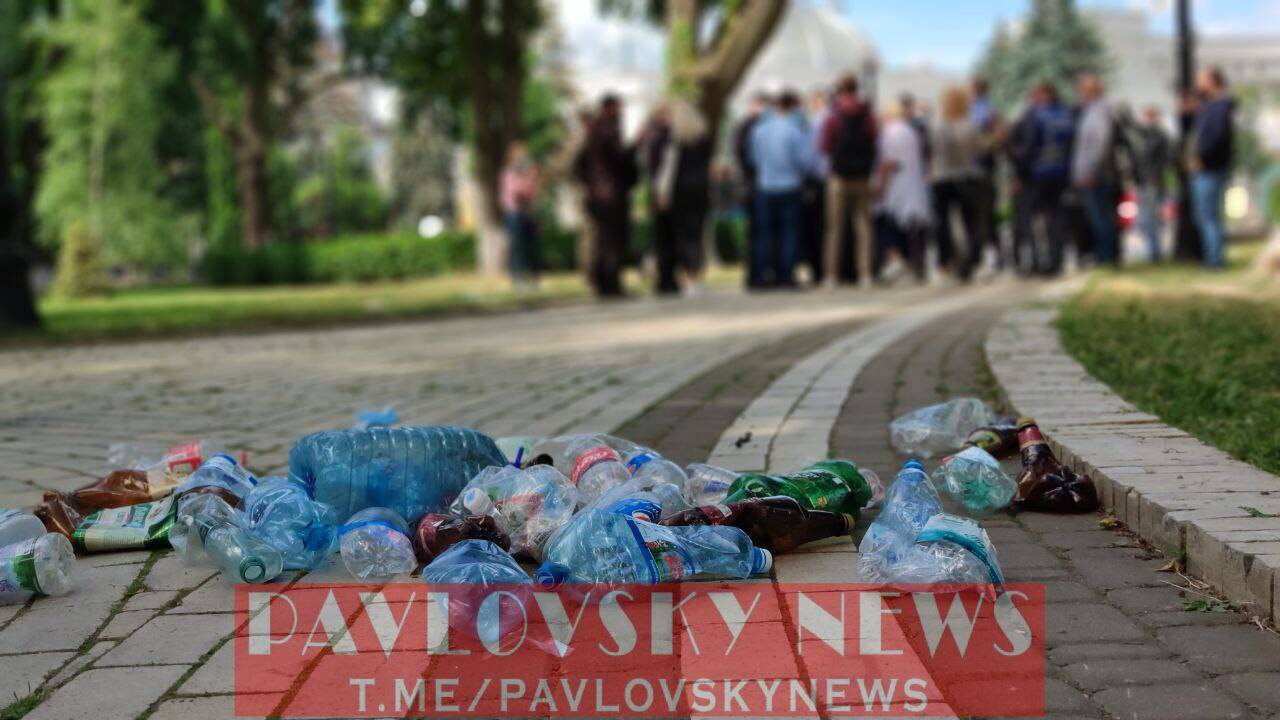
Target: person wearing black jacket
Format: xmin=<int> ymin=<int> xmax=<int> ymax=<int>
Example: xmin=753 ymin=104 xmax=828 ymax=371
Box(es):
xmin=1188 ymin=66 xmax=1236 ymax=269
xmin=1132 ymin=105 xmax=1171 ymax=262
xmin=575 ymin=95 xmax=638 ymax=297
xmin=652 ymin=100 xmax=714 ymax=296
xmin=735 ymin=94 xmax=768 ymax=287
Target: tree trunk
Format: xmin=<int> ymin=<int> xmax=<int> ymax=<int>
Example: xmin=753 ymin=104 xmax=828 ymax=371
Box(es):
xmin=234 ymin=143 xmax=270 ymax=250
xmin=0 ymin=77 xmax=41 ymax=328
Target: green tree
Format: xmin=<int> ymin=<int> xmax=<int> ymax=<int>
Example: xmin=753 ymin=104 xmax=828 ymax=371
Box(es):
xmin=979 ymin=0 xmax=1109 ymax=114
xmin=0 ymin=0 xmax=48 ymax=327
xmin=192 ymin=0 xmax=325 ymax=250
xmin=388 ymin=108 xmax=455 ymax=232
xmin=36 ymin=0 xmax=181 ymax=295
xmin=294 ymin=125 xmax=388 ymax=237
xmin=342 ymin=0 xmax=544 ymax=274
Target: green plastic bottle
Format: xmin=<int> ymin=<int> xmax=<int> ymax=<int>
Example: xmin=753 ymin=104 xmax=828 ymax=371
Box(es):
xmin=724 ymin=460 xmax=873 ymax=516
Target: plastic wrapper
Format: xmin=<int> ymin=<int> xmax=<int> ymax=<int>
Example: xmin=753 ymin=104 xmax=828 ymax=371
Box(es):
xmin=70 ymin=496 xmax=177 ymax=553
xmin=932 ymin=447 xmax=1016 ymax=514
xmin=414 ymin=513 xmax=511 ymax=564
xmin=243 ymin=477 xmax=338 ymax=570
xmin=289 ymin=426 xmax=506 ymax=523
xmin=889 ymin=398 xmax=994 ymax=458
xmin=448 ymin=464 xmax=576 ymax=559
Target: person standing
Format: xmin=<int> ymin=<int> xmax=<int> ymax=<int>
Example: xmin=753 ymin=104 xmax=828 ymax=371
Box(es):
xmin=970 ymin=76 xmax=1003 ymax=273
xmin=500 ymin=142 xmax=541 ymax=287
xmin=735 ymin=94 xmax=768 ymax=288
xmin=1006 ymin=93 xmax=1039 ymax=275
xmin=1132 ymin=105 xmax=1171 ymax=263
xmin=640 ymin=106 xmax=677 ymax=294
xmin=1027 ymin=82 xmax=1076 ymax=275
xmin=930 ymin=86 xmax=985 ymax=281
xmin=802 ymin=89 xmax=831 ymax=284
xmin=1187 ymin=66 xmax=1236 ymax=269
xmin=820 ymin=75 xmax=878 ymax=288
xmin=575 ymin=95 xmax=637 ymax=297
xmin=1072 ymin=72 xmax=1120 ymax=266
xmin=750 ymin=91 xmax=814 ymax=288
xmin=653 ymin=100 xmax=713 ymax=296
xmin=874 ymin=100 xmax=931 ymax=282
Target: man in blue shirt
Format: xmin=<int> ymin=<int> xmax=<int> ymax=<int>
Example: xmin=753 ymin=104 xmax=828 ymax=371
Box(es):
xmin=750 ymin=91 xmax=815 ymax=288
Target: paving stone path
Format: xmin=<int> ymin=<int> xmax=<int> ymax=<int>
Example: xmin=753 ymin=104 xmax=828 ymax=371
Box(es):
xmin=2 ymin=280 xmax=1278 ymax=719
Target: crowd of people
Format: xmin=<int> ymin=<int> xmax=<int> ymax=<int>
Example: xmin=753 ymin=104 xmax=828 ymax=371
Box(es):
xmin=501 ymin=65 xmax=1238 ymax=298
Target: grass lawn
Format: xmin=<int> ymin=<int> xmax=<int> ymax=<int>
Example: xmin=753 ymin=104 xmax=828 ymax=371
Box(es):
xmin=1058 ymin=240 xmax=1280 ymax=475
xmin=7 ymin=266 xmax=742 ymax=346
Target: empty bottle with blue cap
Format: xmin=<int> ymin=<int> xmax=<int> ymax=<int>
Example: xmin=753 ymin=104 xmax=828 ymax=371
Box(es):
xmin=243 ymin=477 xmax=338 ymax=570
xmin=857 ymin=460 xmax=942 ymax=582
xmin=536 ymin=509 xmax=771 ymax=587
xmin=177 ymin=454 xmax=258 ymax=503
xmin=683 ymin=464 xmax=737 ymax=506
xmin=339 ymin=507 xmax=417 ymax=580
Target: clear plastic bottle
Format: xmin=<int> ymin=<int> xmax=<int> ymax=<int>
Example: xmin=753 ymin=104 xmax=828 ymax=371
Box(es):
xmin=561 ymin=435 xmax=632 ymax=507
xmin=177 ymin=455 xmax=258 ymax=503
xmin=0 ymin=534 xmax=76 ymax=603
xmin=243 ymin=477 xmax=338 ymax=570
xmin=683 ymin=464 xmax=738 ymax=506
xmin=449 ymin=464 xmax=577 ymax=559
xmin=0 ymin=510 xmax=48 ymax=549
xmin=932 ymin=447 xmax=1016 ymax=514
xmin=858 ymin=460 xmax=943 ymax=583
xmin=289 ymin=426 xmax=507 ymax=522
xmin=171 ymin=494 xmax=283 ymax=583
xmin=536 ymin=509 xmax=771 ymax=587
xmin=339 ymin=507 xmax=417 ymax=580
xmin=421 ymin=539 xmax=533 ymax=649
xmin=889 ymin=398 xmax=994 ymax=458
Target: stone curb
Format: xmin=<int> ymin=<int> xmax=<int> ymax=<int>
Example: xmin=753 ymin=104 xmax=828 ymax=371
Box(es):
xmin=985 ymin=306 xmax=1280 ymax=623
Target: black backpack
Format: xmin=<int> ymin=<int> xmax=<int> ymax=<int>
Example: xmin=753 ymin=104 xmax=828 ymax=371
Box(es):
xmin=831 ymin=106 xmax=876 ymax=179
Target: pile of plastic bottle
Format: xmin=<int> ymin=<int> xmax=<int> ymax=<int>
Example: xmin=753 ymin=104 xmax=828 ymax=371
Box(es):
xmin=0 ymin=396 xmax=1096 ymax=605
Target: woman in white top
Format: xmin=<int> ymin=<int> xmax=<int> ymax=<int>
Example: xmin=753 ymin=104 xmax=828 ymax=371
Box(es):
xmin=874 ymin=100 xmax=931 ymax=282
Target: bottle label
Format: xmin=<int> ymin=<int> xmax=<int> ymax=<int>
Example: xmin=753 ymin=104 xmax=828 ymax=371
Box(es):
xmin=0 ymin=537 xmax=41 ymax=593
xmin=629 ymin=519 xmax=699 ymax=582
xmin=72 ymin=496 xmax=177 ymax=553
xmin=570 ymin=446 xmax=619 ymax=486
xmin=915 ymin=515 xmax=1005 ymax=586
xmin=702 ymin=479 xmax=731 ymax=493
xmin=625 ymin=452 xmax=657 ymax=475
xmin=702 ymin=504 xmax=732 ymax=522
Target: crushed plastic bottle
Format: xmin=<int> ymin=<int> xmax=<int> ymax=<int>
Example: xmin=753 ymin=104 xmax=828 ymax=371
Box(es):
xmin=414 ymin=513 xmax=511 ymax=564
xmin=662 ymin=496 xmax=853 ymax=554
xmin=0 ymin=510 xmax=48 ymax=549
xmin=724 ymin=460 xmax=874 ymax=516
xmin=288 ymin=426 xmax=507 ymax=523
xmin=889 ymin=398 xmax=994 ymax=458
xmin=0 ymin=534 xmax=76 ymax=603
xmin=170 ymin=494 xmax=283 ymax=583
xmin=857 ymin=460 xmax=943 ymax=581
xmin=932 ymin=447 xmax=1017 ymax=514
xmin=420 ymin=539 xmax=533 ymax=650
xmin=177 ymin=455 xmax=258 ymax=505
xmin=243 ymin=477 xmax=338 ymax=570
xmin=858 ymin=461 xmax=1003 ymax=587
xmin=561 ymin=435 xmax=632 ymax=508
xmin=536 ymin=509 xmax=771 ymax=586
xmin=339 ymin=507 xmax=417 ymax=580
xmin=684 ymin=464 xmax=737 ymax=506
xmin=1012 ymin=418 xmax=1099 ymax=513
xmin=449 ymin=464 xmax=576 ymax=559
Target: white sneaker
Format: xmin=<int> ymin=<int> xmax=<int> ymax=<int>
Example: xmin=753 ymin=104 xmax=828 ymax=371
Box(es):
xmin=879 ymin=258 xmax=907 ymax=285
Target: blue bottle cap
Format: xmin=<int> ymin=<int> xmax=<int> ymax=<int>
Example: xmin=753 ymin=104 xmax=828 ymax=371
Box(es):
xmin=750 ymin=547 xmax=773 ymax=575
xmin=903 ymin=459 xmax=926 ymax=472
xmin=536 ymin=563 xmax=571 ymax=588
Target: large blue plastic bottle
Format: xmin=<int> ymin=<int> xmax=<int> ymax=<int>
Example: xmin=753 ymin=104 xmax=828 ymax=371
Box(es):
xmin=536 ymin=509 xmax=772 ymax=587
xmin=288 ymin=426 xmax=507 ymax=523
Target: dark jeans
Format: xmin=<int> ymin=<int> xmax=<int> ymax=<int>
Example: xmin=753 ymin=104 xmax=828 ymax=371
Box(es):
xmin=652 ymin=208 xmax=677 ymax=294
xmin=875 ymin=214 xmax=927 ymax=280
xmin=753 ymin=190 xmax=801 ymax=287
xmin=655 ymin=200 xmax=708 ymax=293
xmin=1029 ymin=178 xmax=1069 ymax=275
xmin=1080 ymin=182 xmax=1120 ymax=265
xmin=933 ymin=179 xmax=980 ymax=280
xmin=974 ymin=174 xmax=1000 ymax=267
xmin=504 ymin=210 xmax=540 ymax=282
xmin=587 ymin=201 xmax=628 ymax=296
